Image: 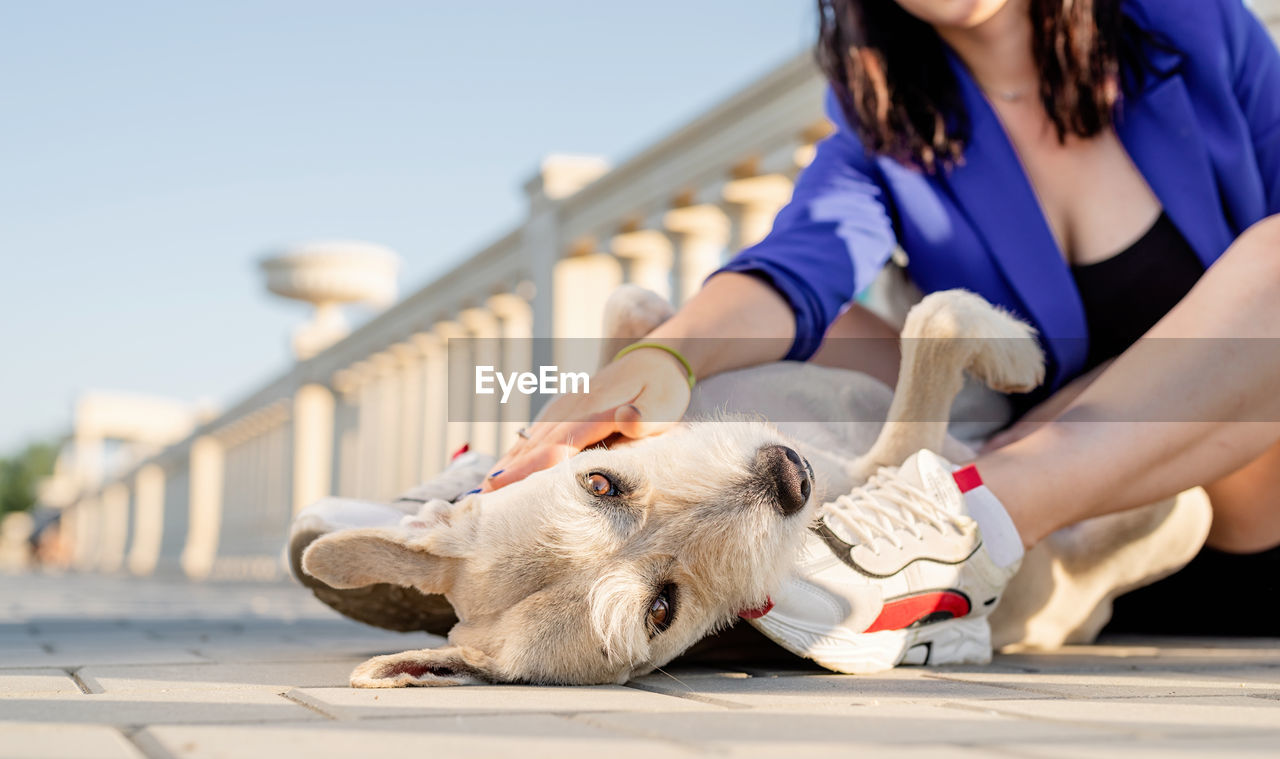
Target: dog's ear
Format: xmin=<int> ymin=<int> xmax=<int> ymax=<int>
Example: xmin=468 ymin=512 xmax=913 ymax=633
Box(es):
xmin=350 ymin=646 xmax=496 ymax=688
xmin=301 ymin=527 xmax=456 ymax=593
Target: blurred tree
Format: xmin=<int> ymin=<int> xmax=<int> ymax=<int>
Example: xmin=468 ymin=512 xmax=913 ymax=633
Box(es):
xmin=0 ymin=442 xmax=58 ymax=515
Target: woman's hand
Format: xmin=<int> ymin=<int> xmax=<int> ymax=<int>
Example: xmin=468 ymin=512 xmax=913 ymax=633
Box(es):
xmin=482 ymin=272 xmax=796 ymax=491
xmin=481 ymin=346 xmax=693 ymax=491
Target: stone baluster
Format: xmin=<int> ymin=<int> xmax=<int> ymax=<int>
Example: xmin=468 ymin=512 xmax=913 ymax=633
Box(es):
xmin=331 ymin=369 xmax=361 ymax=497
xmin=127 ymin=463 xmax=165 ymax=576
xmin=414 ymin=332 xmax=448 ymax=479
xmin=488 ymin=292 xmax=535 ymax=451
xmin=98 ymin=482 xmax=130 ymax=573
xmin=664 ymin=204 xmax=731 ymax=305
xmin=436 ymin=320 xmax=472 ymax=460
xmin=1261 ymin=0 xmax=1280 ymax=39
xmin=370 ymin=352 xmax=402 ymax=500
xmin=722 ymin=173 xmax=795 ymax=251
xmin=181 ymin=434 xmax=224 ymax=580
xmin=292 ymin=383 xmax=334 ymax=515
xmin=611 ymin=229 xmax=674 ymax=301
xmin=351 ymin=360 xmax=379 ymax=498
xmin=551 ymin=252 xmax=622 ymax=371
xmin=386 ymin=342 xmax=425 ymax=491
xmin=71 ymin=496 xmax=99 ymax=572
xmin=460 ymin=307 xmax=502 ymax=457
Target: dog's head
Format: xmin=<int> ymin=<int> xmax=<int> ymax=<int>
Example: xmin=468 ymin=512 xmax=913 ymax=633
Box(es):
xmin=302 ymin=420 xmax=817 ymax=686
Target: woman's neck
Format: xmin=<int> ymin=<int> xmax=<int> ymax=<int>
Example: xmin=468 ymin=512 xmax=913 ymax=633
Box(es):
xmin=936 ymin=0 xmax=1038 ymax=98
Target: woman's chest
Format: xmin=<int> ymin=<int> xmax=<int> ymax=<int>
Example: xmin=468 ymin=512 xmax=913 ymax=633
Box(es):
xmin=999 ymin=112 xmax=1161 ymax=266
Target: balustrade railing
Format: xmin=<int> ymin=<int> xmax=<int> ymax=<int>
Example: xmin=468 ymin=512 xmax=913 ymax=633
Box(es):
xmin=52 ymin=1 xmax=1280 ymax=579
xmin=55 ymin=52 xmax=830 ymax=579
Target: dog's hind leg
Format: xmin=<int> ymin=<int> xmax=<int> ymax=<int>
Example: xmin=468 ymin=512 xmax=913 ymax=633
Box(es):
xmin=599 ymin=285 xmax=675 ymax=370
xmin=852 ymin=290 xmax=1044 ymax=480
xmin=991 ymin=488 xmax=1212 ymax=649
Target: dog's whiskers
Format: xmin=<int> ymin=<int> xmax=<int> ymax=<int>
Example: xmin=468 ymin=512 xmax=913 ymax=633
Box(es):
xmin=651 ymin=665 xmax=692 ymax=692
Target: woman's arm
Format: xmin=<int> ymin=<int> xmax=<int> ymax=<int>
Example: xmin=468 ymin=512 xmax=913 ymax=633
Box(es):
xmin=483 ymin=273 xmax=796 ymax=490
xmin=484 ymin=90 xmax=898 ymax=491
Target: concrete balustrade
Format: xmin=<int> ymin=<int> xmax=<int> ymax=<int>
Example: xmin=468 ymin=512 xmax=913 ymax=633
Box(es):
xmin=127 ymin=464 xmax=165 ymax=576
xmin=459 ymin=307 xmax=503 ymax=457
xmin=60 ymin=10 xmax=1280 ymax=580
xmin=97 ymin=482 xmax=130 ymax=573
xmin=664 ymin=204 xmax=730 ymax=304
xmin=413 ymin=332 xmax=448 ymax=479
xmin=487 ymin=292 xmax=535 ymax=451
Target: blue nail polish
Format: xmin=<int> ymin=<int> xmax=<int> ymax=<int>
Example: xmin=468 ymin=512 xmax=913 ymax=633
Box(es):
xmin=464 ymin=488 xmax=482 ymax=495
xmin=488 ymin=469 xmax=504 ymax=478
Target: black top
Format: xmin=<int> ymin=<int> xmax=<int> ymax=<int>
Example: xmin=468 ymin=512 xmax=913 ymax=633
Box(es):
xmin=1070 ymin=212 xmax=1205 ymax=373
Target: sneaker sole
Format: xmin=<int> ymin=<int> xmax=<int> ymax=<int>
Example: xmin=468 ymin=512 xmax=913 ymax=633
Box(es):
xmin=751 ymin=615 xmax=993 ymax=674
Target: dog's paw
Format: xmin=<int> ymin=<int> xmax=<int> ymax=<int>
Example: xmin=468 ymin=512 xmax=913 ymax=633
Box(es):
xmin=967 ymin=310 xmax=1045 ymax=393
xmin=910 ymin=290 xmax=1044 ymax=393
xmin=350 ymin=647 xmax=493 ymax=688
xmin=602 ymin=284 xmax=675 ymax=341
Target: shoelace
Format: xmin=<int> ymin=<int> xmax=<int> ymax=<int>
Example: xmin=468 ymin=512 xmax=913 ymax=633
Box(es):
xmin=823 ymin=466 xmax=973 ymax=554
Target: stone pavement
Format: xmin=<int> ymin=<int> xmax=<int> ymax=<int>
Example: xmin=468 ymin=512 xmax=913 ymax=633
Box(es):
xmin=1 ymin=573 xmax=1277 ymax=758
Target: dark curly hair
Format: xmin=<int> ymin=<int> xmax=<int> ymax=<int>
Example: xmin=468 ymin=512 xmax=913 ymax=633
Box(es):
xmin=816 ymin=0 xmax=1150 ymax=172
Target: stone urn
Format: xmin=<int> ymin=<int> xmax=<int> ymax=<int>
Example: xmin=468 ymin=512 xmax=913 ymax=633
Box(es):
xmin=260 ymin=240 xmax=401 ymax=359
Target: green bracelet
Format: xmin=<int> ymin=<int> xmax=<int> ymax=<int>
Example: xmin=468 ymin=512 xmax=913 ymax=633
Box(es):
xmin=613 ymin=342 xmax=696 ymax=389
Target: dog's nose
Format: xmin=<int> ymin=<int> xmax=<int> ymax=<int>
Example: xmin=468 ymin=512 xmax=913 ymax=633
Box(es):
xmin=755 ymin=445 xmax=811 ymax=517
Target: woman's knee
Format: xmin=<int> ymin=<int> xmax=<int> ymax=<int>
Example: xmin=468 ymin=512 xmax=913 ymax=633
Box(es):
xmin=1232 ymin=214 xmax=1280 ymax=261
xmin=1216 ymin=214 xmax=1280 ymax=292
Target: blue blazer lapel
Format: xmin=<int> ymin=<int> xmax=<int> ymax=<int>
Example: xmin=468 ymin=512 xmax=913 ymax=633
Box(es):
xmin=940 ymin=54 xmax=1089 ymax=385
xmin=1114 ymin=56 xmax=1233 ymax=269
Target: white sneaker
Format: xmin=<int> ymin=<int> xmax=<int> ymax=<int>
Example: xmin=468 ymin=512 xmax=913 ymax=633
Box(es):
xmin=748 ymin=449 xmax=1022 ymax=673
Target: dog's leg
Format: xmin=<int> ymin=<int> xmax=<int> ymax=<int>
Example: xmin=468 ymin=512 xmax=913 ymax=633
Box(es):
xmin=852 ymin=290 xmax=1044 ymax=480
xmin=598 ymin=284 xmax=676 ymax=370
xmin=991 ymin=488 xmax=1212 ymax=649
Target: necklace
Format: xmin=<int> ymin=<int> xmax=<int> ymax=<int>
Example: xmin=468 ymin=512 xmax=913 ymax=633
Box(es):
xmin=983 ymin=84 xmax=1035 ymax=104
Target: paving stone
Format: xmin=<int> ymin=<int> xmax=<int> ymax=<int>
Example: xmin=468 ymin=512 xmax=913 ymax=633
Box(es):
xmin=6 ymin=573 xmax=1279 ymax=757
xmin=572 ymin=703 xmax=1119 ymax=750
xmin=968 ymin=695 xmax=1280 ymax=735
xmin=77 ymin=661 xmax=363 ymax=694
xmin=630 ymin=669 xmax=1043 ymax=709
xmin=0 ymin=642 xmax=210 ymax=668
xmin=1002 ymin=732 xmax=1280 ymax=758
xmin=924 ymin=668 xmax=1280 ymax=699
xmin=286 ymin=683 xmax=719 ymax=720
xmin=137 ymin=714 xmax=702 ymax=759
xmin=0 ymin=669 xmax=81 ymax=695
xmin=0 ymin=722 xmax=142 ymax=759
xmin=0 ymin=690 xmax=324 ymax=726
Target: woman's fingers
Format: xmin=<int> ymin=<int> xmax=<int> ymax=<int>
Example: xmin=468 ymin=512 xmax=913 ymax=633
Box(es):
xmin=483 ymin=441 xmax=576 ymax=491
xmin=482 ymin=412 xmax=623 ymax=491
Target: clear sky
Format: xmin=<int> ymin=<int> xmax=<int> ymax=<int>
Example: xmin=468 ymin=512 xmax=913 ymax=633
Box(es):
xmin=0 ymin=1 xmax=813 ymax=453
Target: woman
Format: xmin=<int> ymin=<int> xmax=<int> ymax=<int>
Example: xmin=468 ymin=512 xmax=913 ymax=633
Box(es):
xmin=484 ymin=0 xmax=1280 ymax=663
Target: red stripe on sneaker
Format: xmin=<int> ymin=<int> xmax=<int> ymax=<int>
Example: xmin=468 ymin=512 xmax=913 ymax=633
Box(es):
xmin=952 ymin=464 xmax=983 ymax=494
xmin=865 ymin=591 xmax=971 ymax=633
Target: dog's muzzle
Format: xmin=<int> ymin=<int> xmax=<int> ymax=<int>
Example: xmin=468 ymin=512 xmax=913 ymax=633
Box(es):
xmin=755 ymin=445 xmax=812 ymax=517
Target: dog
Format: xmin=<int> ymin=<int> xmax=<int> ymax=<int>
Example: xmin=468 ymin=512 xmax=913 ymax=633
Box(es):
xmin=296 ymin=286 xmax=1210 ymax=686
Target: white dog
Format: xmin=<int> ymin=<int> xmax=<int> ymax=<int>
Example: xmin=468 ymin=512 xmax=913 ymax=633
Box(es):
xmin=293 ymin=286 xmax=1209 ymax=687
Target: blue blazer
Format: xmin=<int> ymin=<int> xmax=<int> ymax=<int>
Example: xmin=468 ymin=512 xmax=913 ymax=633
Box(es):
xmin=721 ymin=0 xmax=1280 ymax=391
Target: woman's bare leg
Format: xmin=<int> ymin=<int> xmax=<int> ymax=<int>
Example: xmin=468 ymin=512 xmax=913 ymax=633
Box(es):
xmin=1203 ymin=439 xmax=1280 ymax=553
xmin=977 ymin=215 xmax=1280 ymax=547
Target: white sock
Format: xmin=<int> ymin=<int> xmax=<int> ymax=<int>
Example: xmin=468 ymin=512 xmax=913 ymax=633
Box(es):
xmin=952 ymin=465 xmax=1025 ymax=569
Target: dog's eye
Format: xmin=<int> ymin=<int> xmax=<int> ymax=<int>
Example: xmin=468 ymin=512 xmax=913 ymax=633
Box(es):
xmin=586 ymin=472 xmax=618 ymax=497
xmin=646 ymin=584 xmax=677 ymax=637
